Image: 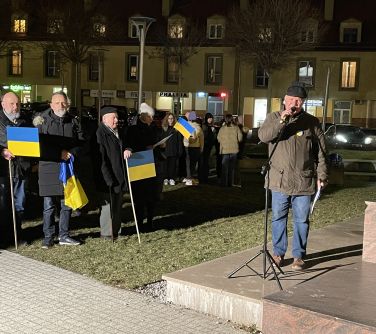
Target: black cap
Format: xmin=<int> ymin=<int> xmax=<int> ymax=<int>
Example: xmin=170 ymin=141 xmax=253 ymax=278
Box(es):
xmin=286 ymin=82 xmax=307 ymax=98
xmin=100 ymin=106 xmax=117 ymax=117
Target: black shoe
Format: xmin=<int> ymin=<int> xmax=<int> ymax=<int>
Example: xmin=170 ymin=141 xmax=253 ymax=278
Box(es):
xmin=59 ymin=236 xmax=81 ymax=246
xmin=42 ymin=239 xmax=54 ymax=249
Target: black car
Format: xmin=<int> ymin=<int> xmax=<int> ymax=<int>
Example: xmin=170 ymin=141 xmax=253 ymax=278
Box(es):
xmin=325 ymin=124 xmax=375 ymax=149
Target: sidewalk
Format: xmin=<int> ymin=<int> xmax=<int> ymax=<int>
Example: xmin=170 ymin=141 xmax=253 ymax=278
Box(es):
xmin=0 ymin=250 xmax=245 ymax=334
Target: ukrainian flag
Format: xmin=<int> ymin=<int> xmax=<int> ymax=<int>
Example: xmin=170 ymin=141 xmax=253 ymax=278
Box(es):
xmin=128 ymin=150 xmax=156 ymax=182
xmin=174 ymin=117 xmax=195 ymax=139
xmin=6 ymin=127 xmax=40 ymax=157
xmin=59 ymin=156 xmax=88 ymax=210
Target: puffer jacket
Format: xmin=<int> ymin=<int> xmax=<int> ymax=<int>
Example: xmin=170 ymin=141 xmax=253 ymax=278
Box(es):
xmin=258 ymin=110 xmax=328 ymax=196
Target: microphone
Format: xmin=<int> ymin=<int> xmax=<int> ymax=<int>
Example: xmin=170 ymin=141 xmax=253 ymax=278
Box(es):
xmin=280 ymin=107 xmax=296 ymax=124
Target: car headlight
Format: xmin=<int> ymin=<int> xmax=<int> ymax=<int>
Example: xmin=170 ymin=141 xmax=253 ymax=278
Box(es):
xmin=335 ymin=134 xmax=348 ymax=143
xmin=365 ymin=137 xmax=373 ymax=145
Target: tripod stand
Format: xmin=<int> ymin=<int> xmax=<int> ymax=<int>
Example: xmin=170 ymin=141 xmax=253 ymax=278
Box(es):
xmin=227 ymin=123 xmax=288 ymax=291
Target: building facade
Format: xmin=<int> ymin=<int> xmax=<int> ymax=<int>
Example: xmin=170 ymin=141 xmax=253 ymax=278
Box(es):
xmin=0 ymin=0 xmax=376 ymax=128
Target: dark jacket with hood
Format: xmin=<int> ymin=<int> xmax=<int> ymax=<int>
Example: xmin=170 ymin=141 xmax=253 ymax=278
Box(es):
xmin=36 ymin=109 xmax=84 ymax=197
xmin=258 ymin=109 xmax=328 ymax=196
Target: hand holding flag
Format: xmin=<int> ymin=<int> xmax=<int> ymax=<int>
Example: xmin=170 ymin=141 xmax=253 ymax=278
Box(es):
xmin=174 ymin=117 xmax=195 ymax=139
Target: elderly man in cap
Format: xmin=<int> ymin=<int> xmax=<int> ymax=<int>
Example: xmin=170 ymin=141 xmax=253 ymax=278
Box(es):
xmin=258 ymin=82 xmax=328 ymax=270
xmin=95 ymin=106 xmax=131 ymax=240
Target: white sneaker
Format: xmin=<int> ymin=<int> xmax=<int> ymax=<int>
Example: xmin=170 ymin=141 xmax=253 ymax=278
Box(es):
xmin=164 ymin=179 xmax=169 ymax=185
xmin=185 ymin=179 xmax=193 ymax=186
xmin=169 ymin=179 xmax=175 ymax=186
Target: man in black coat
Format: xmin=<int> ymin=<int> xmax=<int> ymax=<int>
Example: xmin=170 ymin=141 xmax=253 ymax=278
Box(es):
xmin=0 ymin=92 xmax=31 ymax=247
xmin=35 ymin=91 xmax=84 ymax=248
xmin=94 ymin=106 xmax=130 ymax=240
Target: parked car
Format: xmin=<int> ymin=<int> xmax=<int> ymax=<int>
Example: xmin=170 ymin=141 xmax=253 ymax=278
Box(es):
xmin=325 ymin=124 xmax=375 ymax=150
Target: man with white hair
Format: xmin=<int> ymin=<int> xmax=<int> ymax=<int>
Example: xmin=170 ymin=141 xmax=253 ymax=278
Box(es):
xmin=0 ymin=92 xmax=31 ymax=246
xmin=94 ymin=106 xmax=131 ymax=240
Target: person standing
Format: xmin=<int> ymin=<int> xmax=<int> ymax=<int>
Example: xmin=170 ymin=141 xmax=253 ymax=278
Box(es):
xmin=94 ymin=106 xmax=131 ymax=240
xmin=217 ymin=114 xmax=243 ymax=187
xmin=258 ymin=82 xmax=328 ymax=270
xmin=35 ymin=91 xmax=84 ymax=248
xmin=199 ymin=112 xmax=216 ymax=183
xmin=0 ymin=92 xmax=31 ymax=246
xmin=125 ymin=103 xmax=162 ymax=232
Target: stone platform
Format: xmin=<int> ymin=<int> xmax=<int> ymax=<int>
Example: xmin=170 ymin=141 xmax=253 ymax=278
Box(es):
xmin=163 ymin=216 xmax=375 ymax=332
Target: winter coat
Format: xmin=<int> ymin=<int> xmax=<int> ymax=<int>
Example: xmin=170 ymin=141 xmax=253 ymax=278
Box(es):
xmin=258 ymin=110 xmax=328 ymax=196
xmin=0 ymin=110 xmax=32 ymax=178
xmin=217 ymin=124 xmax=243 ymax=154
xmin=95 ymin=123 xmax=128 ymax=194
xmin=160 ymin=126 xmax=183 ymax=158
xmin=202 ymin=123 xmax=216 ymax=153
xmin=183 ymin=121 xmax=204 ymax=152
xmin=36 ymin=109 xmax=84 ymax=197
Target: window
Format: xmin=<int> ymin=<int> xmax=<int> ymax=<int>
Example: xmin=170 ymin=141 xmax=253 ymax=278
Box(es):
xmin=300 ymin=30 xmax=315 ymax=43
xmin=166 ymin=56 xmax=179 ymax=83
xmin=47 ymin=18 xmax=63 ymax=34
xmin=255 ymin=66 xmax=269 ymax=88
xmin=13 ymin=17 xmax=26 ymax=33
xmin=206 ymin=55 xmax=222 ymax=85
xmin=93 ymin=22 xmax=106 ymax=37
xmin=9 ymin=50 xmax=22 ymax=75
xmin=343 ymin=28 xmax=358 ymax=43
xmin=300 ymin=18 xmax=318 ymax=44
xmin=88 ymin=53 xmax=102 ymax=81
xmin=340 ymin=59 xmax=358 ymax=89
xmin=333 ymin=101 xmax=351 ymax=123
xmin=298 ymin=60 xmax=314 ymax=87
xmin=127 ymin=54 xmax=138 ymax=81
xmin=46 ymin=51 xmax=60 ymax=77
xmin=340 ymin=20 xmax=361 ymax=43
xmin=208 ymin=24 xmax=223 ymax=39
xmin=258 ymin=27 xmax=272 ymax=43
xmin=168 ymin=21 xmax=184 ymax=39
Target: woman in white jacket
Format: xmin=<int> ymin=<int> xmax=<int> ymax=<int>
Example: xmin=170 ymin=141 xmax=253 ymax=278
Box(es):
xmin=217 ymin=114 xmax=243 ymax=186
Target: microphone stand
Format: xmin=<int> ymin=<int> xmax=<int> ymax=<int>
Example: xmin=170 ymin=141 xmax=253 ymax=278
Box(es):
xmin=227 ymin=119 xmax=289 ymax=291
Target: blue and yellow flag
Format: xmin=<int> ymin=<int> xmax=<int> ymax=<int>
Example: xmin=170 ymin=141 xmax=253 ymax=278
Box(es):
xmin=174 ymin=117 xmax=195 ymax=139
xmin=128 ymin=150 xmax=156 ymax=182
xmin=6 ymin=127 xmax=40 ymax=157
xmin=59 ymin=156 xmax=88 ymax=210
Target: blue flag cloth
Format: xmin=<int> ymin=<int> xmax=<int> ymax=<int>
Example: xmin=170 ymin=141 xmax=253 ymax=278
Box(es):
xmin=59 ymin=156 xmax=88 ymax=210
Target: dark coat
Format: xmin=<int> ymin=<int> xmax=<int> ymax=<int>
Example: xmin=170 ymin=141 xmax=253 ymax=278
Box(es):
xmin=95 ymin=123 xmax=128 ymax=194
xmin=37 ymin=109 xmax=84 ymax=197
xmin=0 ymin=109 xmax=32 ymax=178
xmin=160 ymin=126 xmax=183 ymax=158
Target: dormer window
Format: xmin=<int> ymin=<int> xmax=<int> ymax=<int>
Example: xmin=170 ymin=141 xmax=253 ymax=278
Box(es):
xmin=47 ymin=17 xmax=63 ymax=34
xmin=300 ymin=18 xmax=318 ymax=43
xmin=168 ymin=15 xmax=185 ymax=39
xmin=207 ymin=15 xmax=225 ymax=40
xmin=93 ymin=16 xmax=106 ymax=37
xmin=12 ymin=13 xmax=27 ymax=33
xmin=340 ymin=19 xmax=362 ymax=43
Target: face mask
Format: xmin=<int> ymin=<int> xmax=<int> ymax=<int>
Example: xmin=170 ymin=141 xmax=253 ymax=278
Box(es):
xmin=4 ymin=111 xmax=20 ymax=122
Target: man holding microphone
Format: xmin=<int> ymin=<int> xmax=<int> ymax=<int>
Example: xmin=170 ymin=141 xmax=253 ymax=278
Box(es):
xmin=258 ymin=82 xmax=328 ymax=270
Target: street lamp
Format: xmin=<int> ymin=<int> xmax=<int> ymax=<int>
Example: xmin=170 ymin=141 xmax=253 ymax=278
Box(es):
xmin=130 ymin=16 xmax=155 ymax=111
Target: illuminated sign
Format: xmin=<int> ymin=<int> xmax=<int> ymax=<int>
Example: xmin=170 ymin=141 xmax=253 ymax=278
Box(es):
xmin=159 ymin=92 xmax=189 ymax=98
xmin=2 ymin=84 xmax=32 ymax=91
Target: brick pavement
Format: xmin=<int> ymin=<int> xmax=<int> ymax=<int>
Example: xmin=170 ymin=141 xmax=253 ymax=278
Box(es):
xmin=0 ymin=250 xmax=245 ymax=334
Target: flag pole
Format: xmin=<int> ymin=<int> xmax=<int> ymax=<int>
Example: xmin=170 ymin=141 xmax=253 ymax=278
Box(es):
xmin=125 ymin=158 xmax=141 ymax=244
xmin=8 ymin=160 xmax=18 ymax=250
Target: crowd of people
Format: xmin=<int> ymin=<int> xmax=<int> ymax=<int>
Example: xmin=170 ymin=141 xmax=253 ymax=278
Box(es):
xmin=0 ymin=91 xmax=248 ymax=249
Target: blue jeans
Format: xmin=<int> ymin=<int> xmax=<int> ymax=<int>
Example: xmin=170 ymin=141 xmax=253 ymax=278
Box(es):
xmin=221 ymin=153 xmax=237 ymax=186
xmin=271 ymin=191 xmax=311 ymax=259
xmin=43 ymin=196 xmax=72 ymax=240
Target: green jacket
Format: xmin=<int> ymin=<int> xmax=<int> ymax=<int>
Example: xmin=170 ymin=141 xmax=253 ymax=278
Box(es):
xmin=258 ymin=110 xmax=328 ymax=196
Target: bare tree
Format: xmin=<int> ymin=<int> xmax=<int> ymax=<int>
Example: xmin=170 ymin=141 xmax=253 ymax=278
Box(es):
xmin=227 ymin=0 xmax=323 ymax=113
xmin=150 ymin=19 xmax=205 ymax=115
xmin=38 ymin=0 xmax=113 ymax=117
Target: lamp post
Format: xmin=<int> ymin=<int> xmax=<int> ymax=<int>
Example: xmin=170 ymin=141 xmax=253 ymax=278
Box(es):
xmin=130 ymin=16 xmax=155 ymax=111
